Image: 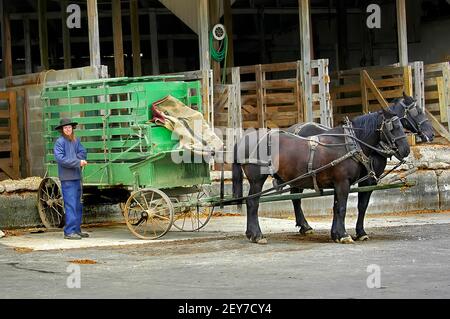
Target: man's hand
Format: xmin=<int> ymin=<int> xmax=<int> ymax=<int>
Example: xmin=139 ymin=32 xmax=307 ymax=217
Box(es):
xmin=80 ymin=160 xmax=88 ymax=167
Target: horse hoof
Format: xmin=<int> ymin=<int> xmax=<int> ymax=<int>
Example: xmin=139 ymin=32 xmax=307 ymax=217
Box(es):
xmin=300 ymin=228 xmax=314 ymax=235
xmin=356 ymin=234 xmax=370 ymax=241
xmin=256 ymin=238 xmax=268 ymax=244
xmin=341 ymin=236 xmax=354 ymax=244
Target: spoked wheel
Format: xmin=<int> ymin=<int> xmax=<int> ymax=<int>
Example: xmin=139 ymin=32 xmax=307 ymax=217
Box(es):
xmin=172 ymin=187 xmax=213 ymax=232
xmin=37 ymin=177 xmax=65 ymax=229
xmin=124 ymin=188 xmax=174 ymax=239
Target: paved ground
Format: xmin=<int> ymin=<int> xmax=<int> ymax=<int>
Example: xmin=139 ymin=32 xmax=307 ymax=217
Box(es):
xmin=1 ymin=212 xmax=449 ymax=299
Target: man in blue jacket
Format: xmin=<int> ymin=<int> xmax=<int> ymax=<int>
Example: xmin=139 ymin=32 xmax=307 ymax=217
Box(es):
xmin=54 ymin=118 xmax=89 ymax=240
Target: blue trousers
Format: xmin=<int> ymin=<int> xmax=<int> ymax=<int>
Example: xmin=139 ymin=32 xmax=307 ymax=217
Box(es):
xmin=61 ymin=180 xmax=83 ymax=235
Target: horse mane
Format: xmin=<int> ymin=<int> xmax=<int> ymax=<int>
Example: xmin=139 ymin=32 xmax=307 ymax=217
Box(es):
xmin=351 ymin=112 xmax=380 ymax=140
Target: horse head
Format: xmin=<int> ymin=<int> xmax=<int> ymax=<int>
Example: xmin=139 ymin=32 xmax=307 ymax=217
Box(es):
xmin=390 ymin=92 xmax=435 ymax=142
xmin=379 ymin=107 xmax=411 ymax=160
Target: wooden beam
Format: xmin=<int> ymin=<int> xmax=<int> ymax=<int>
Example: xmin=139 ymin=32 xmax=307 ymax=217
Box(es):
xmin=1 ymin=0 xmax=13 ymax=77
xmin=362 ymin=70 xmax=389 ymax=109
xmin=396 ymin=0 xmax=408 ymax=66
xmin=38 ymin=0 xmax=49 ymax=70
xmin=223 ymin=0 xmax=234 ymax=68
xmin=298 ymin=0 xmax=312 ymax=122
xmin=198 ymin=0 xmax=210 ymax=120
xmin=87 ymin=0 xmax=101 ymax=68
xmin=9 ymin=91 xmax=19 ymax=178
xmin=149 ymin=12 xmax=159 ymax=75
xmin=23 ymin=19 xmax=32 ymax=73
xmin=112 ymin=0 xmax=124 ymax=77
xmin=130 ymin=0 xmax=142 ymax=76
xmin=425 ymin=109 xmax=450 ymax=142
xmin=61 ymin=0 xmax=71 ymax=69
xmin=209 ymin=0 xmax=220 ymax=84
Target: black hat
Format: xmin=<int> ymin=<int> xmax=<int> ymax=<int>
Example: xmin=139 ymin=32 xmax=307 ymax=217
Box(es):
xmin=55 ymin=118 xmax=78 ymax=130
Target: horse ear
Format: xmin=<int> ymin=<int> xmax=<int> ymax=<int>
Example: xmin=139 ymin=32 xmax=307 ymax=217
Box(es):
xmin=381 ymin=106 xmax=394 ymax=117
xmin=403 ymin=91 xmax=408 ymax=99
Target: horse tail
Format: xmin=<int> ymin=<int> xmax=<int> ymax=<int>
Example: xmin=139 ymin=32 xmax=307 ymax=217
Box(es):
xmin=232 ymin=143 xmax=243 ymax=208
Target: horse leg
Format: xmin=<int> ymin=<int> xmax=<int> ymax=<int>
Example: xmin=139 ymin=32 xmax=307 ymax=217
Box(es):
xmin=354 ymin=179 xmax=376 ymax=241
xmin=332 ymin=180 xmax=353 ymax=244
xmin=291 ymin=187 xmax=314 ymax=235
xmin=245 ymin=171 xmax=268 ymax=244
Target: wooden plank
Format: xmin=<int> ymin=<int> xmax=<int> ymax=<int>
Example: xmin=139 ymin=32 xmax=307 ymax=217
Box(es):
xmin=425 ymin=109 xmax=450 ymax=141
xmin=130 ymin=0 xmax=141 ymax=76
xmin=260 ymin=61 xmax=298 ymax=73
xmin=403 ymin=66 xmax=413 ymax=96
xmin=112 ymin=0 xmax=125 ymax=77
xmin=295 ymin=61 xmax=302 ymax=122
xmin=262 ymin=79 xmax=297 ymax=89
xmin=437 ymin=77 xmax=448 ymax=123
xmin=362 ymin=70 xmax=389 ymax=109
xmin=23 ymin=18 xmax=32 ymax=73
xmin=61 ymin=0 xmax=71 ymax=69
xmin=0 ymin=139 xmax=11 ymax=152
xmin=396 ymin=0 xmax=408 ymax=66
xmin=87 ymin=0 xmax=101 ymax=67
xmin=223 ymin=0 xmax=234 ymax=68
xmin=333 ymin=97 xmax=363 ymax=107
xmin=0 ymin=163 xmax=18 ymax=179
xmin=7 ymin=91 xmax=18 ymax=178
xmin=299 ymin=0 xmax=312 ymax=122
xmin=38 ymin=0 xmax=49 ymax=70
xmin=265 ymin=93 xmax=296 ymax=104
xmin=1 ymin=2 xmax=12 ymax=77
xmin=360 ymin=71 xmax=369 ymax=113
xmin=255 ymin=64 xmax=265 ymax=127
xmin=0 ymin=110 xmax=8 ymax=118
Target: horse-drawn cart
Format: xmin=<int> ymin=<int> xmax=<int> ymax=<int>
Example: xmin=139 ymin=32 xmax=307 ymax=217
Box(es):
xmin=36 ymin=75 xmax=416 ymax=241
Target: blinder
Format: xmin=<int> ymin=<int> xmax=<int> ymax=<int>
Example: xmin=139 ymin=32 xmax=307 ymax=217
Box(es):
xmin=379 ymin=115 xmax=407 ymax=157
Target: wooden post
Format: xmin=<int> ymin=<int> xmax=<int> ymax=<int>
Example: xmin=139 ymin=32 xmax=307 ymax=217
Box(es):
xmin=336 ymin=1 xmax=348 ymax=71
xmin=149 ymin=11 xmax=159 ymax=75
xmin=396 ymin=0 xmax=408 ymax=66
xmin=61 ymin=0 xmax=72 ymax=69
xmin=130 ymin=0 xmax=142 ymax=76
xmin=112 ymin=0 xmax=124 ymax=77
xmin=87 ymin=0 xmax=101 ymax=68
xmin=209 ymin=0 xmax=220 ymax=84
xmin=9 ymin=91 xmax=19 ymax=178
xmin=1 ymin=0 xmax=12 ymax=77
xmin=23 ymin=19 xmax=32 ymax=73
xmin=255 ymin=64 xmax=265 ymax=128
xmin=360 ymin=70 xmax=369 ymax=113
xmin=198 ymin=0 xmax=210 ymax=120
xmin=223 ymin=0 xmax=234 ymax=68
xmin=298 ymin=0 xmax=312 ymax=122
xmin=38 ymin=0 xmax=49 ymax=70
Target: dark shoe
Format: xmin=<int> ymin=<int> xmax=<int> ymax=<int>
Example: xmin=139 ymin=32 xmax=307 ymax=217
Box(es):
xmin=77 ymin=232 xmax=89 ymax=238
xmin=64 ymin=233 xmax=82 ymax=240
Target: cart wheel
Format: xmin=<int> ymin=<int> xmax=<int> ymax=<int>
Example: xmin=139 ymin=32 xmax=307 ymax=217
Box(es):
xmin=37 ymin=177 xmax=65 ymax=229
xmin=173 ymin=187 xmax=213 ymax=232
xmin=124 ymin=188 xmax=174 ymax=239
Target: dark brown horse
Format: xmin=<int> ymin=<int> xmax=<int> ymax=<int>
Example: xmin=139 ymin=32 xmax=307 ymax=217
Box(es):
xmin=285 ymin=94 xmax=434 ymax=240
xmin=232 ymin=108 xmax=411 ymax=244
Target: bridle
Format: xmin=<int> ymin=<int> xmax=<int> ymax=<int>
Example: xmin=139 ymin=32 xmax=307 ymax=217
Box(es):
xmin=378 ymin=114 xmax=408 ymax=158
xmin=399 ymin=99 xmax=429 ymax=135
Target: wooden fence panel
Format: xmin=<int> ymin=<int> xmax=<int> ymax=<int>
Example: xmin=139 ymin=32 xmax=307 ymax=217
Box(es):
xmin=0 ymin=91 xmax=20 ymax=180
xmin=331 ymin=65 xmax=412 ymax=124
